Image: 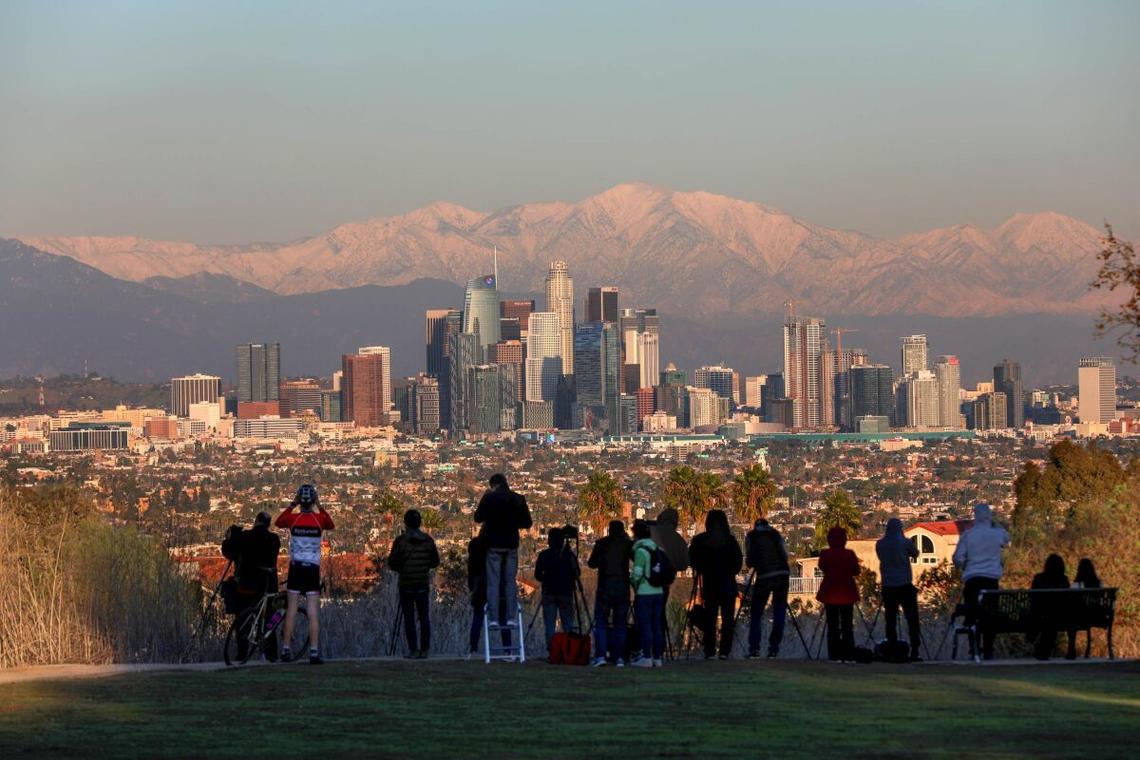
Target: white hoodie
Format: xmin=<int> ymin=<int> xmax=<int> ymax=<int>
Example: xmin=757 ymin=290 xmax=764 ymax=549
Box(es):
xmin=952 ymin=504 xmax=1011 ymax=581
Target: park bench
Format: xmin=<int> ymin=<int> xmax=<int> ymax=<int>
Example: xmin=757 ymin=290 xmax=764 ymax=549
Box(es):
xmin=972 ymin=587 xmax=1117 ymax=662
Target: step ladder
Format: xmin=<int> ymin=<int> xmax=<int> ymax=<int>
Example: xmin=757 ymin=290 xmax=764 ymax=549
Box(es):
xmin=483 ymin=603 xmax=526 ymax=664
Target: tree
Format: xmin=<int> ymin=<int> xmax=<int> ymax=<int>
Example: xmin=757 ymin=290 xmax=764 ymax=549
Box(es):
xmin=419 ymin=507 xmax=445 ymax=532
xmin=731 ymin=463 xmax=777 ymax=526
xmin=813 ymin=489 xmax=861 ymax=552
xmin=576 ymin=469 xmax=624 ymax=536
xmin=662 ymin=466 xmax=725 ymax=537
xmin=373 ymin=487 xmax=405 ymax=534
xmin=1092 ymin=224 xmax=1140 ymax=361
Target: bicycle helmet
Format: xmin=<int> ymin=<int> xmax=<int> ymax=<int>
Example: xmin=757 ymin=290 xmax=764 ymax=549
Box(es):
xmin=296 ymin=483 xmax=318 ymax=506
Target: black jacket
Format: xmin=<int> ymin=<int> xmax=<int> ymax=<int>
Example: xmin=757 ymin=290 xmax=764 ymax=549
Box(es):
xmin=222 ymin=525 xmax=280 ymax=593
xmin=588 ymin=532 xmax=633 ymax=595
xmin=535 ymin=547 xmax=579 ymax=597
xmin=689 ymin=530 xmax=743 ymax=596
xmin=473 ymin=486 xmax=533 ymax=549
xmin=745 ymin=524 xmax=790 ymax=579
xmin=388 ymin=529 xmax=441 ymax=592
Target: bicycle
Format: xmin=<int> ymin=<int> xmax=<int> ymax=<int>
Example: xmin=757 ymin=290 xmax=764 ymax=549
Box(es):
xmin=224 ymin=590 xmax=311 ymax=666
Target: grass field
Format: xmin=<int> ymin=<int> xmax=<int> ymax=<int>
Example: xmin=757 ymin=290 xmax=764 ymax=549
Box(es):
xmin=2 ymin=659 xmax=1138 ymax=758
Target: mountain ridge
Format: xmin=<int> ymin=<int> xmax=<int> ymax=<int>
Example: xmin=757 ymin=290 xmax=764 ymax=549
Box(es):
xmin=18 ymin=183 xmax=1111 ymax=318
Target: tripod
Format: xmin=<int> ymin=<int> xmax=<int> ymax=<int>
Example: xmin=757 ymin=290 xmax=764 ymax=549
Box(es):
xmin=182 ymin=559 xmax=232 ymax=663
xmin=731 ymin=570 xmax=813 ymax=659
xmin=808 ymin=601 xmax=876 ymax=660
xmin=387 ymin=594 xmax=405 ymax=656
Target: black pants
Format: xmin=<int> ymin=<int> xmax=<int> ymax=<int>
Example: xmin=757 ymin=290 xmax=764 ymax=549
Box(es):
xmin=882 ymin=584 xmax=921 ymax=657
xmin=702 ymin=591 xmax=735 ymax=657
xmin=400 ymin=589 xmax=431 ymax=653
xmin=825 ymin=604 xmax=854 ymax=661
xmin=963 ymin=576 xmax=1000 ymax=659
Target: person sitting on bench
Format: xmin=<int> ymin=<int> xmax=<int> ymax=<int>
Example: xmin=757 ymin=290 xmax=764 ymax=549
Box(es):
xmin=1030 ymin=553 xmax=1069 ymax=661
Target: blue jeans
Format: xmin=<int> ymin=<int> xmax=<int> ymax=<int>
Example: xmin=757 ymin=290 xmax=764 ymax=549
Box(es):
xmin=635 ymin=593 xmax=665 ymax=660
xmin=747 ymin=576 xmax=789 ymax=655
xmin=542 ymin=595 xmax=574 ymax=651
xmin=594 ymin=587 xmax=629 ymax=660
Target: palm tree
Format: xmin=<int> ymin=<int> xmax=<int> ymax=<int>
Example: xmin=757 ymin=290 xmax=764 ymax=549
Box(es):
xmin=577 ymin=469 xmax=624 ymax=536
xmin=813 ymin=489 xmax=862 ymax=551
xmin=662 ymin=466 xmax=725 ymax=537
xmin=732 ymin=463 xmax=777 ymax=526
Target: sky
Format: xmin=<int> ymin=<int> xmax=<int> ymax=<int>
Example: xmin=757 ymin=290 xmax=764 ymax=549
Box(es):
xmin=1 ymin=0 xmax=1138 ymax=244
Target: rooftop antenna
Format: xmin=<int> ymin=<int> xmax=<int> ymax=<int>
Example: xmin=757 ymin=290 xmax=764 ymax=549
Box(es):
xmin=493 ymin=245 xmax=499 ymax=288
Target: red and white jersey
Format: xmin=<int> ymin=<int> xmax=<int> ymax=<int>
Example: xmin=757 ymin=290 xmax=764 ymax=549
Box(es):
xmin=276 ymin=507 xmax=335 ymax=565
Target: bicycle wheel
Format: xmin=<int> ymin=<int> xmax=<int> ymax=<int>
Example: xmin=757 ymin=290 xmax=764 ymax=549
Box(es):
xmin=278 ymin=607 xmax=310 ymax=659
xmin=224 ymin=608 xmax=260 ymax=666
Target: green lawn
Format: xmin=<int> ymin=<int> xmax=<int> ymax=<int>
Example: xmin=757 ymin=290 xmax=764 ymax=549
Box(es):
xmin=2 ymin=659 xmax=1138 ymax=758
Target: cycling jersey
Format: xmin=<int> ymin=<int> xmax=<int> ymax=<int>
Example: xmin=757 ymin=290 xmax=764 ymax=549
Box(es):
xmin=276 ymin=507 xmax=335 ymax=565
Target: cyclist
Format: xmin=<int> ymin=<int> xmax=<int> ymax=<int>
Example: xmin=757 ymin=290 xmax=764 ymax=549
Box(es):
xmin=276 ymin=483 xmax=335 ymax=664
xmin=221 ymin=511 xmax=281 ymax=661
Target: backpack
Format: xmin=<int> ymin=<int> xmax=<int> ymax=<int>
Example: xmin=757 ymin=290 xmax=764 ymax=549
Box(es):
xmin=647 ymin=547 xmax=677 ymax=588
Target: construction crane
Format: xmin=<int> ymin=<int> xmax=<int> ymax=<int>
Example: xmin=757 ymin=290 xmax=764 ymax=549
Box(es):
xmin=831 ymin=327 xmax=859 ymax=359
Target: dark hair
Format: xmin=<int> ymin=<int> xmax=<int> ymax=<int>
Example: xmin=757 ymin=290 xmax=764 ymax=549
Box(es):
xmin=1075 ymin=558 xmax=1100 ymax=588
xmin=608 ymin=519 xmax=625 ymax=536
xmin=489 ymin=473 xmax=507 ymax=488
xmin=632 ymin=519 xmax=651 ymax=540
xmin=547 ymin=527 xmax=564 ymax=547
xmin=1043 ymin=553 xmax=1066 ymax=578
xmin=704 ymin=509 xmax=730 ymax=537
xmin=404 ymin=509 xmax=422 ymax=529
xmin=254 ymin=511 xmax=271 ymax=527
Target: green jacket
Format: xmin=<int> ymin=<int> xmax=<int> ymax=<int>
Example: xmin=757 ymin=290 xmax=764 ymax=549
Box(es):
xmin=631 ymin=538 xmax=663 ymax=596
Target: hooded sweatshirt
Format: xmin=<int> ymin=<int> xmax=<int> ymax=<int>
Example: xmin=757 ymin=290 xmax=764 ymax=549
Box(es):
xmin=816 ymin=527 xmax=860 ymax=606
xmin=388 ymin=528 xmax=441 ymax=592
xmin=650 ymin=508 xmax=690 ymax=573
xmin=952 ymin=504 xmax=1011 ymax=581
xmin=588 ymin=525 xmax=633 ymax=595
xmin=688 ymin=512 xmax=744 ymax=596
xmin=630 ymin=538 xmax=664 ymax=596
xmin=876 ymin=518 xmax=919 ymax=588
xmin=745 ymin=520 xmax=790 ymax=580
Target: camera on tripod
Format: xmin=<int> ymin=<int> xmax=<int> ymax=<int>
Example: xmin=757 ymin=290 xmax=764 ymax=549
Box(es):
xmin=560 ymin=524 xmax=579 ymax=541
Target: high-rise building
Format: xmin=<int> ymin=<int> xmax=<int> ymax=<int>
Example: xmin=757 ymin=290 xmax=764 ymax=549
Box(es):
xmin=279 ymin=379 xmax=322 ymax=416
xmin=447 ymin=332 xmax=480 ymax=434
xmin=619 ymin=307 xmax=660 ymax=390
xmin=695 ymin=365 xmax=735 ymax=405
xmin=993 ymin=359 xmax=1024 ymax=429
xmin=783 ymin=310 xmax=828 ymax=428
xmin=342 ymin=353 xmax=387 ymax=427
xmin=466 ymin=365 xmax=505 ymax=435
xmin=526 ymin=312 xmax=562 ymax=402
xmin=171 ymin=374 xmax=221 ymax=417
xmin=574 ymin=322 xmax=620 ymax=428
xmin=687 ymin=386 xmax=720 ymax=428
xmin=744 ymin=375 xmax=766 ymax=409
xmin=463 ymin=275 xmax=501 ymax=353
xmin=1078 ymin=356 xmax=1117 ymax=424
xmin=850 ymin=364 xmax=894 ymax=423
xmin=544 ymin=261 xmax=574 ymax=374
xmin=358 ymin=346 xmax=392 ymax=412
xmin=900 ymin=335 xmax=929 ymax=377
xmin=899 ymin=370 xmax=940 ymax=428
xmin=487 ymin=339 xmax=525 ymax=411
xmin=320 ymin=390 xmax=342 ymax=422
xmin=934 ymin=355 xmax=962 ymax=429
xmin=972 ymin=392 xmax=1008 ymax=431
xmin=762 ymin=372 xmax=784 ymax=417
xmin=660 ymin=363 xmax=686 ymax=387
xmin=586 ymin=287 xmax=619 ymax=323
xmin=425 ymin=309 xmax=459 ymax=377
xmin=636 ymin=386 xmax=656 ymax=430
xmin=410 ymin=374 xmax=440 ymax=434
xmin=618 ymin=394 xmax=638 ymax=434
xmin=637 ymin=332 xmax=660 ymax=390
xmin=437 ymin=310 xmax=464 ymax=430
xmin=236 ymin=343 xmax=280 ymax=403
xmin=501 ymin=299 xmax=536 ymax=323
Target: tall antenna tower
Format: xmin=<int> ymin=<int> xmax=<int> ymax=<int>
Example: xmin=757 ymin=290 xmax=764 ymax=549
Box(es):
xmin=493 ymin=245 xmax=499 ymax=287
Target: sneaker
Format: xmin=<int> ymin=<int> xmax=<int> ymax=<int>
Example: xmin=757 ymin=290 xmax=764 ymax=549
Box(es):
xmin=767 ymin=650 xmax=779 ymax=659
xmin=652 ymin=658 xmax=664 ymax=668
xmin=615 ymin=658 xmax=625 ymax=668
xmin=590 ymin=657 xmax=608 ymax=667
xmin=404 ymin=650 xmax=420 ymax=659
xmin=747 ymin=651 xmax=764 ymax=660
xmin=280 ymin=650 xmax=293 ymax=663
xmin=631 ymin=657 xmax=653 ymax=668
xmin=309 ymin=655 xmax=324 ymax=665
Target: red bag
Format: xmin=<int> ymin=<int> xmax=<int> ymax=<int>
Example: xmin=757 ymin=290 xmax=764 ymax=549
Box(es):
xmin=551 ymin=632 xmax=591 ymax=666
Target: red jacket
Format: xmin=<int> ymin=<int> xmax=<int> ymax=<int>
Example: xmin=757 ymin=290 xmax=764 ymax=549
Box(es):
xmin=816 ymin=527 xmax=860 ymax=606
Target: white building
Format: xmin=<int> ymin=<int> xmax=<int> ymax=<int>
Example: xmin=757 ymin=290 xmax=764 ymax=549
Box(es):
xmin=933 ymin=355 xmax=962 ymax=429
xmin=525 ymin=312 xmax=562 ymax=402
xmin=1078 ymin=356 xmax=1116 ymax=424
xmin=544 ymin=261 xmax=575 ymax=375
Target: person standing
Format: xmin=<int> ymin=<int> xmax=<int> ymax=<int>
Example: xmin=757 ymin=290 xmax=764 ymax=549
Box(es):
xmin=275 ymin=484 xmax=335 ymax=665
xmin=221 ymin=511 xmax=281 ymax=661
xmin=688 ymin=509 xmax=743 ymax=660
xmin=534 ymin=528 xmax=579 ymax=656
xmin=744 ymin=517 xmax=790 ymax=659
xmin=875 ymin=518 xmax=921 ymax=662
xmin=466 ymin=529 xmax=489 ymax=657
xmin=952 ymin=503 xmax=1011 ymax=660
xmin=473 ymin=473 xmax=533 ymax=634
xmin=650 ymin=508 xmax=690 ymax=644
xmin=387 ymin=509 xmax=441 ymax=659
xmin=630 ymin=520 xmax=665 ymax=668
xmin=587 ymin=520 xmax=633 ymax=667
xmin=817 ymin=526 xmax=860 ymax=663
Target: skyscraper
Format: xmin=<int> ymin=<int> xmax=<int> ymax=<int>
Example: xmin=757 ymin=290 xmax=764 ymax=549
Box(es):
xmin=410 ymin=374 xmax=440 ymax=434
xmin=934 ymin=355 xmax=962 ymax=429
xmin=466 ymin=364 xmax=507 ymax=435
xmin=171 ymin=374 xmax=221 ymax=417
xmin=900 ymin=335 xmax=928 ymax=377
xmin=342 ymin=353 xmax=387 ymax=427
xmin=899 ymin=370 xmax=940 ymax=428
xmin=1078 ymin=357 xmax=1117 ymax=424
xmin=850 ymin=364 xmax=894 ymax=423
xmin=573 ymin=322 xmax=620 ymax=428
xmin=636 ymin=332 xmax=660 ymax=390
xmin=447 ymin=331 xmax=480 ymax=434
xmin=357 ymin=346 xmax=392 ymax=411
xmin=586 ymin=287 xmax=619 ymax=323
xmin=695 ymin=365 xmax=735 ymax=405
xmin=783 ymin=309 xmax=828 ymax=429
xmin=545 ymin=261 xmax=575 ymax=374
xmin=526 ymin=312 xmax=562 ymax=402
xmin=236 ymin=342 xmax=280 ymax=403
xmin=744 ymin=375 xmax=766 ymax=409
xmin=463 ymin=274 xmax=501 ymax=352
xmin=425 ymin=309 xmax=459 ymax=377
xmin=993 ymin=359 xmax=1024 ymax=429
xmin=487 ymin=339 xmax=524 ymax=425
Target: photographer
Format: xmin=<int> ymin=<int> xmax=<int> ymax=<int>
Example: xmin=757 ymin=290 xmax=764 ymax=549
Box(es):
xmin=275 ymin=483 xmax=335 ymax=665
xmin=587 ymin=520 xmax=632 ymax=667
xmin=387 ymin=509 xmax=440 ymax=659
xmin=534 ymin=527 xmax=579 ymax=656
xmin=473 ymin=473 xmax=533 ymax=634
xmin=220 ymin=512 xmax=280 ymax=661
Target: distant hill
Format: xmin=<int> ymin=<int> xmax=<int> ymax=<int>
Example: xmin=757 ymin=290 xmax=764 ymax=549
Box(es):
xmin=20 ymin=183 xmax=1113 ymax=319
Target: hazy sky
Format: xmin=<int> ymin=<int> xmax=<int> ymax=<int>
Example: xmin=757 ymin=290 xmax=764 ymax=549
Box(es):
xmin=1 ymin=0 xmax=1137 ymax=244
